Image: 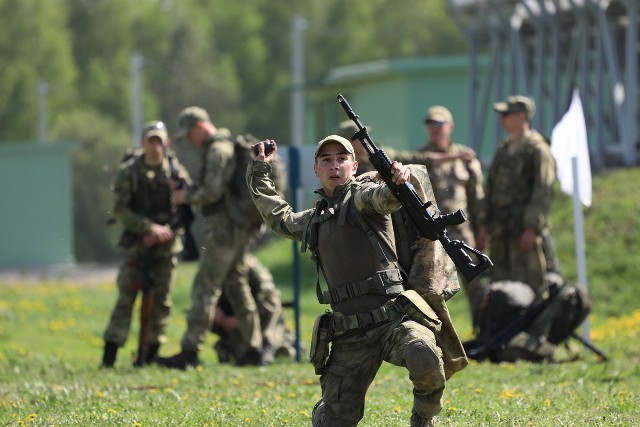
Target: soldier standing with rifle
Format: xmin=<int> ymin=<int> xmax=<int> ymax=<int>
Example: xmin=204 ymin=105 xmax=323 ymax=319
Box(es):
xmin=101 ymin=121 xmax=191 ymax=368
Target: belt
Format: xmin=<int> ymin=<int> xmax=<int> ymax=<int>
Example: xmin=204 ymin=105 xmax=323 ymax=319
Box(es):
xmin=331 ymin=301 xmax=403 ymax=333
xmin=320 ymin=269 xmax=405 ymax=305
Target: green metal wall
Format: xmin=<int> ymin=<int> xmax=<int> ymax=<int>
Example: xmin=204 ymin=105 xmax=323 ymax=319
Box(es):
xmin=307 ymin=55 xmax=493 ymax=162
xmin=0 ymin=142 xmax=77 ymax=267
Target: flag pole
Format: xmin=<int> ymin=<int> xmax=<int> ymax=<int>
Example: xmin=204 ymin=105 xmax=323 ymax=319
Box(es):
xmin=571 ymin=156 xmax=590 ymax=342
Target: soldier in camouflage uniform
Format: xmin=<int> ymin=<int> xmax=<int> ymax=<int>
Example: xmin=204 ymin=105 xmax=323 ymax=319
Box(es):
xmin=102 ymin=121 xmax=191 ymax=368
xmin=248 ymin=135 xmax=467 ymax=427
xmin=476 ymin=96 xmax=557 ymax=296
xmin=338 ymin=110 xmax=485 ymax=315
xmin=156 ymin=107 xmax=264 ymax=369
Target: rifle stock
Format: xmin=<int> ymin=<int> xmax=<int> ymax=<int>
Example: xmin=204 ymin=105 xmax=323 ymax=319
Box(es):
xmin=336 ymin=94 xmax=492 ymax=283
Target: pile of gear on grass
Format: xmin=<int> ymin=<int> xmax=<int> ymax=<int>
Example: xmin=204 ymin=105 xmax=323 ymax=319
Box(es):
xmin=462 ymin=272 xmax=597 ymax=363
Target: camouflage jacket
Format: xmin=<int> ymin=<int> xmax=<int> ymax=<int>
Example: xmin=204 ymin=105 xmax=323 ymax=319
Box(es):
xmin=483 ymin=129 xmax=556 ymax=234
xmin=112 ymin=154 xmax=190 ymax=256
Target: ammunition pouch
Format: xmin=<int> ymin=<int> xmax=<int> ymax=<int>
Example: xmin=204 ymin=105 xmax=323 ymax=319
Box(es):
xmin=309 ymin=313 xmax=332 ymax=375
xmin=318 ymin=269 xmax=405 ymax=305
xmin=396 ymin=290 xmax=442 ymax=333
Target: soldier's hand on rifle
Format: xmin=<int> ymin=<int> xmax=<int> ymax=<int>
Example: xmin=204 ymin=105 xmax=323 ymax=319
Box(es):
xmin=144 ymin=223 xmax=174 ymax=246
xmin=389 ymin=161 xmax=410 ymax=185
xmin=251 ymin=139 xmax=277 ymax=163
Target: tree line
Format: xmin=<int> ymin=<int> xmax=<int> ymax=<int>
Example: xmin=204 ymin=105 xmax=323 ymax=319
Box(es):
xmin=1 ymin=0 xmax=465 ymax=261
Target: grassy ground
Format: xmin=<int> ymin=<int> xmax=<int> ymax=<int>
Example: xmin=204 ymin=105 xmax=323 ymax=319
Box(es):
xmin=1 ymin=168 xmax=639 ymax=426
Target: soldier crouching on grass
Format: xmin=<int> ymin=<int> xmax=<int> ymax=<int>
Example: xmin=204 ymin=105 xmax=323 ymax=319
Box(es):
xmin=247 ymin=136 xmax=467 ymax=427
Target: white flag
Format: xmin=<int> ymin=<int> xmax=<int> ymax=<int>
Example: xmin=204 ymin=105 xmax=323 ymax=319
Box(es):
xmin=550 ymin=89 xmax=592 ymax=207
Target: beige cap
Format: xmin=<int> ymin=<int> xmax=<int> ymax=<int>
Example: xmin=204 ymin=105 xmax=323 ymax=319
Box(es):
xmin=424 ymin=106 xmax=453 ymax=124
xmin=493 ymin=95 xmax=536 ymax=119
xmin=314 ymin=135 xmax=354 ymax=158
xmin=142 ymin=121 xmax=168 ymax=142
xmin=175 ymin=106 xmax=210 ymax=140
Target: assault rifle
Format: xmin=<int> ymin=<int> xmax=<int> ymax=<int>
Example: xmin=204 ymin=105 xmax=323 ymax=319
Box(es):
xmin=133 ymin=248 xmax=156 ymax=367
xmin=337 ymin=94 xmax=493 ymax=283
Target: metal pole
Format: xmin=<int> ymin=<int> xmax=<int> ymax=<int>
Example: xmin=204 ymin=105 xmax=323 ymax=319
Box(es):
xmin=130 ymin=52 xmax=144 ymax=148
xmin=37 ymin=81 xmax=49 ymax=143
xmin=290 ymin=14 xmax=308 ymax=362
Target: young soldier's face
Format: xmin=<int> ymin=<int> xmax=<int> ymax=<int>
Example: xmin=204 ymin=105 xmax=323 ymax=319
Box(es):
xmin=314 ymin=142 xmax=358 ymax=197
xmin=142 ymin=136 xmax=166 ymax=162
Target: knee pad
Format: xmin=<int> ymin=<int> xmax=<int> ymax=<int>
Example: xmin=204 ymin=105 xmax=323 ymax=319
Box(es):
xmin=405 ymin=339 xmax=443 ymax=383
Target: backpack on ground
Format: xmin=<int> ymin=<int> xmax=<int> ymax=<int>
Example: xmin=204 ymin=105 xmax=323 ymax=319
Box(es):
xmin=464 ymin=276 xmax=592 ymax=362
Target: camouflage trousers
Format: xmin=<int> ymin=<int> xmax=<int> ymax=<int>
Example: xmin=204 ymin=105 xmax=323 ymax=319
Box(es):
xmin=181 ymin=212 xmax=262 ymax=354
xmin=213 ymin=252 xmax=296 ymax=359
xmin=103 ymin=254 xmax=177 ymax=346
xmin=489 ymin=231 xmax=547 ymax=296
xmin=313 ymin=318 xmax=446 ymax=426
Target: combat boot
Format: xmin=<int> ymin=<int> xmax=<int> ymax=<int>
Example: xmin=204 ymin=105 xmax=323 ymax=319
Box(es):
xmin=101 ymin=341 xmax=119 ymax=368
xmin=410 ymin=411 xmax=434 ymax=427
xmin=236 ymin=347 xmax=265 ymax=366
xmin=155 ymin=350 xmax=200 ymax=370
xmin=146 ymin=344 xmax=160 ymax=364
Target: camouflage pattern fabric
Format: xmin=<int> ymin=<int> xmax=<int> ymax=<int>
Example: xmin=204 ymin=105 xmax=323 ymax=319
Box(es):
xmin=483 ymin=129 xmax=556 ymax=294
xmin=213 ymin=252 xmax=296 ymax=360
xmin=104 ymin=155 xmax=188 ymax=346
xmin=179 ymin=131 xmax=262 ymax=354
xmin=247 ymin=161 xmax=466 ymax=425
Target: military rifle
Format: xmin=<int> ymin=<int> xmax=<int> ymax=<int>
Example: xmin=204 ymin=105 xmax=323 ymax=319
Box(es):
xmin=336 ymin=94 xmax=493 ymax=283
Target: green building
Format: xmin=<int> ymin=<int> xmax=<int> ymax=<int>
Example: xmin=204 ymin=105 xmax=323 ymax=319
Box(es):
xmin=0 ymin=142 xmax=77 ymax=268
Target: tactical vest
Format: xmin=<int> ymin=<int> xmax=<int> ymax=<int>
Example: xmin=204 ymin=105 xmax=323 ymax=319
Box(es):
xmin=302 ymin=179 xmax=405 ymax=308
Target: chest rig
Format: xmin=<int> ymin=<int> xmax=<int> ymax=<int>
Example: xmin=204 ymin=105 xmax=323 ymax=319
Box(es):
xmin=302 ymin=181 xmax=405 ymax=306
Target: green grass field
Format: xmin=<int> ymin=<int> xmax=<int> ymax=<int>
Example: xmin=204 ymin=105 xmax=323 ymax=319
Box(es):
xmin=1 ymin=168 xmax=639 ymax=426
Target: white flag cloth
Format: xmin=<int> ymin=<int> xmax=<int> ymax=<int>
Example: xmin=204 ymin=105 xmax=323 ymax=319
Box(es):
xmin=550 ymin=89 xmax=592 ymax=207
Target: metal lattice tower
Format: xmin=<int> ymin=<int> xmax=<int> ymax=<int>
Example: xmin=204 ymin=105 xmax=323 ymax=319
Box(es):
xmin=449 ymin=0 xmax=638 ymax=169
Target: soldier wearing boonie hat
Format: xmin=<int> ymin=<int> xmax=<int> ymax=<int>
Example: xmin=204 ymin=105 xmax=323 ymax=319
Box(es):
xmin=493 ymin=95 xmax=536 ymax=120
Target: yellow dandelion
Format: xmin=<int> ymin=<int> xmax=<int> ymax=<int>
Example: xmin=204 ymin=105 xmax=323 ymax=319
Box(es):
xmin=448 ymin=407 xmax=458 ymax=412
xmin=287 ymin=392 xmax=297 ymax=398
xmin=300 ymin=410 xmax=310 ymax=417
xmin=394 ymin=406 xmax=402 ymax=413
xmin=26 ymin=413 xmax=37 ymax=421
xmin=275 ymin=395 xmax=283 ymax=401
xmin=133 ymin=423 xmax=142 ymax=427
xmin=107 ymin=408 xmax=118 ymax=414
xmin=244 ymin=417 xmax=251 ymax=423
xmin=96 ymin=390 xmax=104 ymax=397
xmin=543 ymin=399 xmax=551 ymax=407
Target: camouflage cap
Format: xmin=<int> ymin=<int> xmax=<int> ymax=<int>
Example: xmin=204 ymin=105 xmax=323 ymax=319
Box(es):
xmin=335 ymin=120 xmax=372 ymax=140
xmin=314 ymin=135 xmax=354 ymax=158
xmin=142 ymin=121 xmax=168 ymax=143
xmin=493 ymin=95 xmax=536 ymax=119
xmin=175 ymin=106 xmax=210 ymax=140
xmin=424 ymin=106 xmax=453 ymax=124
